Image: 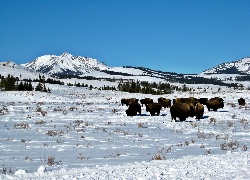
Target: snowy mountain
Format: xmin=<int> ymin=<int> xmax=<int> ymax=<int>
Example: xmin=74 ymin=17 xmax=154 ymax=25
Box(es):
xmin=0 ymin=61 xmax=28 ymax=70
xmin=1 ymin=53 xmax=250 ymax=89
xmin=202 ymin=57 xmax=250 ymax=74
xmin=23 ymin=52 xmax=108 ymax=76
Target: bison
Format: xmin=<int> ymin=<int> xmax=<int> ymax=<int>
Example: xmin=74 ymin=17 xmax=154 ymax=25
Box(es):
xmin=125 ymin=101 xmax=141 ymax=116
xmin=195 ymin=103 xmax=204 ymax=120
xmin=173 ymin=97 xmax=198 ymax=105
xmin=170 ymin=103 xmax=195 ymax=122
xmin=140 ymin=98 xmax=153 ymax=107
xmin=159 ymin=99 xmax=171 ymax=108
xmin=173 ymin=98 xmax=197 ymax=114
xmin=158 ymin=97 xmax=166 ymax=103
xmin=146 ymin=103 xmax=162 ymax=116
xmin=121 ymin=98 xmax=130 ymax=106
xmin=121 ymin=98 xmax=138 ymax=106
xmin=206 ymin=97 xmax=224 ymax=111
xmin=198 ymin=98 xmax=208 ymax=105
xmin=238 ymin=98 xmax=246 ymax=106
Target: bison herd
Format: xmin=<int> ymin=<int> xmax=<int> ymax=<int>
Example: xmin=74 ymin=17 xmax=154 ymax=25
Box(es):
xmin=121 ymin=97 xmax=246 ymax=122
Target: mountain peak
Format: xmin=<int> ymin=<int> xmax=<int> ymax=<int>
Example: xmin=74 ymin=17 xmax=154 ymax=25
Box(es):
xmin=61 ymin=52 xmax=72 ymax=57
xmin=23 ymin=53 xmax=108 ymax=76
xmin=202 ymin=57 xmax=250 ymax=74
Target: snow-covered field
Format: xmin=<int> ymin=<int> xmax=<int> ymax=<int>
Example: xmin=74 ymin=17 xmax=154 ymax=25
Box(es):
xmin=0 ymin=85 xmax=250 ymax=179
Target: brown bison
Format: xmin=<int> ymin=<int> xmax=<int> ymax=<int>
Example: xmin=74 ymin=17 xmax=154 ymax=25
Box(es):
xmin=158 ymin=97 xmax=166 ymax=102
xmin=121 ymin=98 xmax=130 ymax=106
xmin=121 ymin=98 xmax=138 ymax=106
xmin=159 ymin=99 xmax=171 ymax=108
xmin=198 ymin=98 xmax=208 ymax=105
xmin=206 ymin=97 xmax=224 ymax=111
xmin=173 ymin=97 xmax=198 ymax=105
xmin=238 ymin=98 xmax=246 ymax=106
xmin=170 ymin=103 xmax=195 ymax=122
xmin=195 ymin=103 xmax=204 ymax=119
xmin=140 ymin=98 xmax=153 ymax=107
xmin=173 ymin=97 xmax=197 ymax=113
xmin=146 ymin=103 xmax=162 ymax=116
xmin=126 ymin=101 xmax=141 ymax=116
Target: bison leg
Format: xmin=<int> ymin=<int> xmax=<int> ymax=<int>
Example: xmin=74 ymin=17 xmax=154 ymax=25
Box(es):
xmin=179 ymin=117 xmax=186 ymax=122
xmin=150 ymin=111 xmax=155 ymax=116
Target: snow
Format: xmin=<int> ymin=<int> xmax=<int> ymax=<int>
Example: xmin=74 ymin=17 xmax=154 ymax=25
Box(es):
xmin=1 ymin=56 xmax=250 ymax=179
xmin=202 ymin=57 xmax=250 ymax=74
xmin=0 ymin=84 xmax=250 ymax=179
xmin=109 ymin=67 xmax=147 ymax=76
xmin=23 ymin=52 xmax=108 ymax=75
xmin=0 ymin=62 xmax=46 ymax=80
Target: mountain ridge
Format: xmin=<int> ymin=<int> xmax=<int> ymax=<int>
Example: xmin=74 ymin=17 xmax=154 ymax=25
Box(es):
xmin=1 ymin=54 xmax=249 ymax=89
xmin=23 ymin=52 xmax=108 ymax=77
xmin=22 ymin=52 xmax=250 ymax=76
xmin=202 ymin=57 xmax=250 ymax=75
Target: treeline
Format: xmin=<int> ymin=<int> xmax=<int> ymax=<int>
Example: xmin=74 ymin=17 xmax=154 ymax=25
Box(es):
xmin=0 ymin=74 xmax=52 ymax=92
xmin=100 ymin=70 xmax=133 ymax=76
xmin=117 ymin=80 xmax=189 ymax=95
xmin=0 ymin=74 xmax=33 ymax=91
xmin=57 ymin=74 xmax=118 ymax=82
xmin=235 ymin=75 xmax=250 ymax=81
xmin=180 ymin=76 xmax=239 ymax=87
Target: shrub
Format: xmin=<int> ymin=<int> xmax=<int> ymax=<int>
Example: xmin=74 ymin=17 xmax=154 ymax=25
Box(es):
xmin=210 ymin=118 xmax=217 ymax=125
xmin=14 ymin=123 xmax=29 ymax=129
xmin=242 ymin=145 xmax=248 ymax=151
xmin=138 ymin=122 xmax=143 ymax=128
xmin=46 ymin=130 xmax=64 ymax=137
xmin=47 ymin=156 xmax=55 ymax=166
xmin=152 ymin=154 xmax=166 ymax=160
xmin=220 ymin=141 xmax=239 ymax=150
xmin=35 ymin=120 xmax=46 ymax=124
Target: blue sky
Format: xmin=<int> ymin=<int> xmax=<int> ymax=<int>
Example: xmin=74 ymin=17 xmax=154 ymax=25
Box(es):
xmin=1 ymin=0 xmax=250 ymax=74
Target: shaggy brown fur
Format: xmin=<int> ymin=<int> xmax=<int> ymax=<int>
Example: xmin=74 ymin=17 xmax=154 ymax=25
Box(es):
xmin=195 ymin=103 xmax=204 ymax=119
xmin=126 ymin=101 xmax=141 ymax=116
xmin=158 ymin=97 xmax=166 ymax=103
xmin=121 ymin=98 xmax=138 ymax=106
xmin=170 ymin=103 xmax=194 ymax=122
xmin=198 ymin=98 xmax=208 ymax=105
xmin=173 ymin=97 xmax=198 ymax=104
xmin=206 ymin=98 xmax=224 ymax=111
xmin=159 ymin=99 xmax=171 ymax=108
xmin=146 ymin=103 xmax=162 ymax=116
xmin=140 ymin=98 xmax=153 ymax=107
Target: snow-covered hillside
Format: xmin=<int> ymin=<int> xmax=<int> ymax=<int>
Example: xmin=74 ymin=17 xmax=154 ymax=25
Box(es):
xmin=1 ymin=56 xmax=250 ymax=179
xmin=0 ymin=85 xmax=250 ymax=179
xmin=202 ymin=57 xmax=250 ymax=74
xmin=1 ymin=52 xmax=250 ymax=89
xmin=0 ymin=61 xmax=47 ymax=80
xmin=23 ymin=52 xmax=108 ymax=76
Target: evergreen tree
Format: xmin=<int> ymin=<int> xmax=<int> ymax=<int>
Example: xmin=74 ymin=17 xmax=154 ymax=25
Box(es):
xmin=35 ymin=82 xmax=43 ymax=91
xmin=17 ymin=81 xmax=24 ymax=91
